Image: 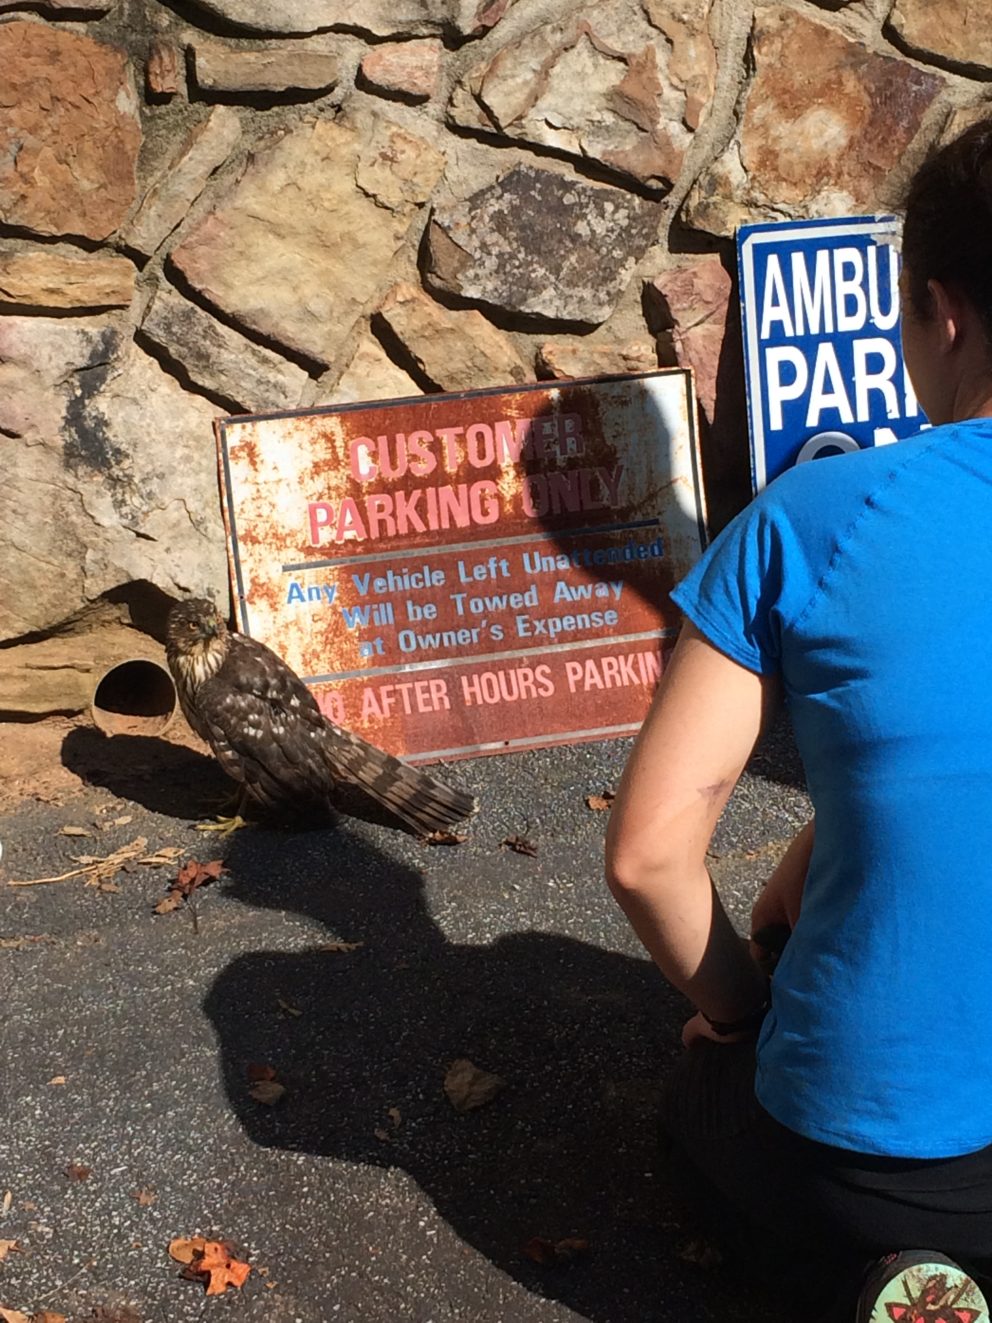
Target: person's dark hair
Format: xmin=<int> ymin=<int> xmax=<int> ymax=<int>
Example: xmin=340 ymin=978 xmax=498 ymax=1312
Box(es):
xmin=902 ymin=115 xmax=992 ymax=338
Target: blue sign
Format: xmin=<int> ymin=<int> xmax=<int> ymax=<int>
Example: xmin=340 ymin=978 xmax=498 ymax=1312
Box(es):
xmin=737 ymin=215 xmax=927 ymax=490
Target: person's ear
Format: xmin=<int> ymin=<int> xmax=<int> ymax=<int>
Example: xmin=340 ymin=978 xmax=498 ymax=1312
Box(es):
xmin=928 ymin=278 xmax=963 ymax=353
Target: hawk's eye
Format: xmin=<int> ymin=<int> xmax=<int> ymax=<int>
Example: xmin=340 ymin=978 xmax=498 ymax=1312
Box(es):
xmin=187 ymin=621 xmax=197 ymax=631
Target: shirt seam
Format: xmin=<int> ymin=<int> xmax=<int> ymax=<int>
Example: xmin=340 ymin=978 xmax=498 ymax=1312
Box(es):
xmin=784 ymin=431 xmax=951 ymax=639
xmin=669 ymin=587 xmax=775 ymax=675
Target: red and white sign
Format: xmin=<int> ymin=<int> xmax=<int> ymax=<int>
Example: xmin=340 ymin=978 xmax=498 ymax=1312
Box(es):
xmin=217 ymin=370 xmax=707 ymax=761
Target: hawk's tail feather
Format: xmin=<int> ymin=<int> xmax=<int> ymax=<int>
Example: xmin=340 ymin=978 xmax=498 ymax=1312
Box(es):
xmin=321 ymin=726 xmax=478 ymax=835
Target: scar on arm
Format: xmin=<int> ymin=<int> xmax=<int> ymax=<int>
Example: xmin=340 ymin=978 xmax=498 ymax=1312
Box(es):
xmin=697 ymin=778 xmax=734 ymax=801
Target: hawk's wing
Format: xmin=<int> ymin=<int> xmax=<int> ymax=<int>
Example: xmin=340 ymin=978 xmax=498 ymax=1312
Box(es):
xmin=197 ymin=634 xmax=478 ymax=831
xmin=195 ymin=634 xmax=337 ymax=809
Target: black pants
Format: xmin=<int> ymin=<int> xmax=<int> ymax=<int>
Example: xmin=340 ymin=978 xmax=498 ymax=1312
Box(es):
xmin=661 ymin=1039 xmax=992 ymax=1317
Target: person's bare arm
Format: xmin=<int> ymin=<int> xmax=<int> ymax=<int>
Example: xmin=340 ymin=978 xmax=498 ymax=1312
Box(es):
xmin=605 ymin=622 xmax=778 ymax=1030
xmin=751 ymin=819 xmax=814 ymax=947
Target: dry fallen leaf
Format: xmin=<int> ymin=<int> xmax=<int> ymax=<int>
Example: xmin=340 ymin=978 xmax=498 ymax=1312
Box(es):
xmin=132 ymin=1188 xmax=156 ymax=1207
xmin=676 ymin=1236 xmax=723 ymax=1269
xmin=153 ymin=859 xmax=224 ymax=914
xmin=501 ymin=835 xmax=538 ymax=857
xmin=585 ymin=792 xmax=616 ymax=812
xmin=423 ymin=829 xmax=467 ymax=846
xmin=373 ymin=1127 xmax=391 ymax=1142
xmin=246 ymin=1063 xmax=285 ymax=1104
xmin=59 ymin=825 xmax=92 ymax=837
xmin=169 ymin=1236 xmax=250 ymax=1295
xmin=152 ymin=894 xmax=182 ymax=916
xmin=47 ymin=1077 xmax=66 ymax=1087
xmin=1 ymin=1191 xmax=10 ymax=1215
xmin=0 ymin=936 xmax=56 ymax=952
xmin=65 ymin=1162 xmax=91 ymax=1182
xmin=9 ymin=837 xmax=148 ymax=889
xmin=167 ymin=1237 xmax=200 ymax=1266
xmin=248 ymin=1080 xmax=286 ymax=1106
xmin=138 ymin=847 xmax=183 ymax=867
xmin=276 ymin=997 xmax=302 ymax=1018
xmin=443 ymin=1058 xmax=505 ymax=1112
xmin=112 ymin=816 xmax=133 ymax=827
xmin=32 ymin=1313 xmax=67 ymax=1323
xmin=387 ymin=1107 xmax=401 ymax=1128
xmin=0 ymin=1308 xmax=30 ymax=1323
xmin=319 ymin=940 xmax=364 ymax=953
xmin=0 ymin=1241 xmax=19 ymax=1261
xmin=521 ymin=1235 xmax=590 ymax=1267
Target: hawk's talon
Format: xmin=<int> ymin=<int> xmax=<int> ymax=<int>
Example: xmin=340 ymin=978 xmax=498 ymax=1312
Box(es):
xmin=194 ymin=814 xmax=249 ymax=836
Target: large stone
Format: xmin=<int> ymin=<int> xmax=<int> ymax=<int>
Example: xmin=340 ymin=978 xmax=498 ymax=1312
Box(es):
xmin=359 ymin=39 xmax=442 ymax=103
xmin=888 ymin=0 xmax=992 ymax=73
xmin=644 ymin=255 xmax=731 ymax=422
xmin=642 ymin=0 xmax=718 ymax=132
xmin=684 ymin=8 xmax=945 ymax=236
xmin=424 ymin=164 xmax=659 ymax=326
xmin=0 ymin=22 xmax=141 ymax=242
xmin=123 ymin=107 xmax=243 ymax=258
xmin=170 ymin=117 xmax=445 ymax=367
xmin=179 ymin=0 xmax=495 ymax=37
xmin=140 ymin=282 xmax=309 ymax=411
xmin=146 ymin=38 xmax=181 ymax=98
xmin=325 ymin=333 xmax=421 ymax=405
xmin=940 ymin=101 xmax=992 ymax=146
xmin=447 ymin=0 xmax=715 ymax=190
xmin=375 ymin=282 xmax=530 ymax=391
xmin=0 ymin=0 xmax=112 ymax=9
xmin=190 ymin=38 xmax=340 ymax=94
xmin=0 ymin=317 xmax=227 ymax=642
xmin=536 ymin=340 xmax=656 ymax=380
xmin=0 ymin=246 xmax=135 ymax=310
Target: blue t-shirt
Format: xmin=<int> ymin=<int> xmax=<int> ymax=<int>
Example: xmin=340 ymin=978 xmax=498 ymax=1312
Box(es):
xmin=671 ymin=419 xmax=992 ymax=1158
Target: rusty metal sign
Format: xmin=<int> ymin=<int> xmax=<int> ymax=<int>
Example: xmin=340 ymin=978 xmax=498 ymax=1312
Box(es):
xmin=216 ymin=370 xmax=707 ymax=762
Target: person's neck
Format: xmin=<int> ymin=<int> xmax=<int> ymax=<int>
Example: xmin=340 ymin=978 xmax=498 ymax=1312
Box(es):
xmin=947 ymin=368 xmax=992 ymax=423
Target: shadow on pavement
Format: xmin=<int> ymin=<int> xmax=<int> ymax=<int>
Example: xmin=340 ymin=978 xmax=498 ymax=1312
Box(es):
xmin=60 ymin=727 xmax=229 ymax=818
xmin=201 ymin=823 xmax=772 ymax=1322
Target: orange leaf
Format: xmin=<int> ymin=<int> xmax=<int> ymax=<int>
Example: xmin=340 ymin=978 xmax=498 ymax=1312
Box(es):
xmin=33 ymin=1313 xmax=67 ymax=1322
xmin=197 ymin=1241 xmax=251 ymax=1296
xmin=423 ymin=830 xmax=467 ymax=846
xmin=521 ymin=1234 xmax=590 ymax=1266
xmin=65 ymin=1162 xmax=91 ymax=1182
xmin=246 ymin=1063 xmax=276 ymax=1083
xmin=176 ymin=861 xmax=200 ymax=890
xmin=585 ymin=792 xmax=615 ymax=812
xmin=169 ymin=1236 xmax=250 ymax=1294
xmin=248 ymin=1080 xmax=285 ymax=1105
xmin=168 ymin=1235 xmax=206 ymax=1265
xmin=0 ymin=1310 xmax=30 ymax=1323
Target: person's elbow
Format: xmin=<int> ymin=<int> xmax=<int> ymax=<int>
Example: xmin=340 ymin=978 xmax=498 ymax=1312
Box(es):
xmin=604 ymin=818 xmax=696 ymax=904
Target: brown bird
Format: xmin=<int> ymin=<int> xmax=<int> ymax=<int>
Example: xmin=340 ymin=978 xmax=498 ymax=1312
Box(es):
xmin=164 ymin=598 xmax=478 ymax=835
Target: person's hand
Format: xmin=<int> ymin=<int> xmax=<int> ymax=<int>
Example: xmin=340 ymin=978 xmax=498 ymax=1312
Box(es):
xmin=681 ymin=1011 xmax=754 ymax=1047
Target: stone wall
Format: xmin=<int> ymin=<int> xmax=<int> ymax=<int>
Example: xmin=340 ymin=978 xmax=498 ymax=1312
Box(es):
xmin=1 ymin=0 xmax=987 ymax=648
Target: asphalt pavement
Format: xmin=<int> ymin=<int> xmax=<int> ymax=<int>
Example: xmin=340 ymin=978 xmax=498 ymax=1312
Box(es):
xmin=0 ymin=715 xmax=809 ymax=1322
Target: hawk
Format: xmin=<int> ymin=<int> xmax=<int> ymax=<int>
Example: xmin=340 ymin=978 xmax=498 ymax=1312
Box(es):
xmin=165 ymin=598 xmax=478 ymax=836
